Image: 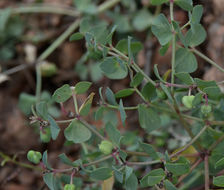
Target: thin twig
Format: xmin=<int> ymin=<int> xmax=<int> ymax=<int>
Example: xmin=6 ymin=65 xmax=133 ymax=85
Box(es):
xmin=177 ymin=158 xmax=203 ymax=185
xmin=192 ymin=48 xmax=224 ymax=73
xmin=170 ymin=125 xmax=208 ymax=159
xmin=204 ymin=155 xmax=210 ymax=190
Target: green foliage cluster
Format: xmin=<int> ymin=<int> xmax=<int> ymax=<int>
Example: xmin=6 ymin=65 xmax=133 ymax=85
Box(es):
xmin=2 ymin=0 xmax=224 ymax=189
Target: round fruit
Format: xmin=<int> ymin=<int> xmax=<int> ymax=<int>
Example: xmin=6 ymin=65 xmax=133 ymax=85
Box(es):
xmin=99 ymin=140 xmax=113 ymax=155
xmin=182 ymin=95 xmax=195 ymax=109
xmin=201 ymin=104 xmax=212 ymax=116
xmin=27 ymin=150 xmax=42 ymax=164
xmin=156 ymin=89 xmax=167 ymax=100
xmin=64 ymin=184 xmax=76 ymax=190
xmin=40 ymin=127 xmax=51 ymax=143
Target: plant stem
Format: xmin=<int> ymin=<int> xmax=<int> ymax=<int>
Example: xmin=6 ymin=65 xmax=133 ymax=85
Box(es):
xmin=208 ymin=134 xmax=224 ymax=152
xmin=11 ymin=3 xmax=80 ymax=17
xmin=191 ymin=48 xmax=224 ymax=73
xmin=123 ymin=150 xmax=148 ymax=157
xmin=177 ymin=158 xmax=203 ymax=185
xmin=180 ymin=21 xmax=190 ymax=30
xmin=170 ymin=0 xmax=176 ymax=93
xmin=37 ymin=19 xmax=80 ymax=62
xmin=97 ymin=0 xmax=121 ymax=13
xmin=204 ymin=155 xmax=210 ymax=190
xmin=108 ymin=45 xmax=156 ymax=86
xmin=0 ymin=152 xmax=42 ymax=171
xmin=79 ymin=119 xmax=106 ymax=141
xmin=170 ymin=125 xmax=208 ymax=159
xmin=72 ymin=90 xmax=79 ymax=115
xmin=126 ymin=159 xmax=161 ymax=166
xmin=35 ymin=19 xmax=80 ymax=101
xmin=134 ymin=87 xmax=147 ymax=102
xmin=35 ymin=65 xmax=41 ymax=103
xmin=83 ymin=155 xmax=112 ymax=167
xmin=106 ymin=104 xmax=138 ymax=110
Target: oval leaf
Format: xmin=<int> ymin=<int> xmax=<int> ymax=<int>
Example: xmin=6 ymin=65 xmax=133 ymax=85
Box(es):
xmin=64 ymin=120 xmax=91 ymax=143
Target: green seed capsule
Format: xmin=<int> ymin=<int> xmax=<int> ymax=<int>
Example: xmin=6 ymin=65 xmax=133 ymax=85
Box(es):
xmin=182 ymin=95 xmax=195 ymax=109
xmin=99 ymin=140 xmax=113 ymax=155
xmin=27 ymin=150 xmax=42 ymax=164
xmin=64 ymin=184 xmax=76 ymax=190
xmin=201 ymin=104 xmax=212 ymax=116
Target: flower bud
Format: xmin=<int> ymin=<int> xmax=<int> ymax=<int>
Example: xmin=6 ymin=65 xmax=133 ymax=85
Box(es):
xmin=99 ymin=140 xmax=113 ymax=155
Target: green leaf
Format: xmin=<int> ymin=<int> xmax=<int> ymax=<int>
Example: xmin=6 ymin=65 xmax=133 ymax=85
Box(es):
xmin=175 ymin=48 xmax=197 ymax=73
xmin=52 ymin=84 xmax=72 ymax=103
xmin=36 ymin=101 xmax=48 ymax=120
xmin=94 ymin=106 xmax=105 ymax=120
xmin=213 ymin=176 xmax=224 ymax=187
xmin=175 ymin=0 xmax=193 ymax=11
xmin=151 ymin=0 xmax=168 ymax=5
xmin=0 ymin=8 xmax=11 ymax=31
xmin=132 ymin=9 xmax=153 ymax=31
xmin=79 ymin=92 xmax=95 ymax=116
xmin=159 ymin=42 xmax=170 ymax=56
xmin=140 ymin=168 xmax=165 ymax=187
xmin=105 ymin=122 xmax=122 ymax=147
xmin=191 ymin=5 xmax=203 ymax=24
xmin=106 ymin=87 xmax=117 ymax=105
xmin=192 ymin=93 xmax=203 ymax=106
xmin=74 ymin=81 xmax=92 ymax=94
xmin=172 ymin=21 xmax=187 ymax=47
xmin=141 ymin=82 xmax=156 ymax=101
xmin=195 ymin=78 xmax=217 ymax=90
xmin=43 ymin=173 xmax=56 ymax=190
xmin=165 ymin=157 xmax=190 ymax=176
xmin=160 ymin=83 xmax=173 ymax=102
xmin=100 ymin=57 xmax=128 ymax=79
xmin=175 ymin=72 xmax=194 ymax=85
xmin=48 ymin=115 xmax=60 ymax=140
xmin=125 ymin=173 xmax=138 ymax=190
xmin=64 ymin=120 xmax=91 ymax=143
xmin=151 ymin=14 xmax=173 ymax=46
xmin=154 ymin=64 xmax=165 ymax=82
xmin=119 ymin=99 xmax=127 ymax=126
xmin=125 ymin=166 xmax=133 ymax=181
xmin=204 ymin=86 xmax=222 ymax=100
xmin=18 ymin=93 xmax=36 ymax=115
xmin=164 ymin=180 xmax=178 ymax=190
xmin=139 ymin=142 xmax=159 ymax=160
xmin=185 ymin=24 xmax=206 ymax=47
xmin=138 ymin=104 xmax=161 ymax=133
xmin=115 ymin=39 xmax=143 ymax=54
xmin=69 ymin=32 xmax=84 ymax=41
xmin=74 ymin=0 xmax=97 ymax=14
xmin=115 ymin=88 xmax=135 ymax=98
xmin=42 ymin=150 xmax=52 ymax=169
xmin=130 ymin=72 xmax=144 ymax=87
xmin=90 ymin=167 xmax=113 ymax=180
xmin=215 ymin=157 xmax=224 ymax=169
xmin=58 ymin=153 xmax=81 ymax=167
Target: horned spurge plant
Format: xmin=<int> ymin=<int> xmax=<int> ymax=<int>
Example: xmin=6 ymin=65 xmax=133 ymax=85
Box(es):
xmin=2 ymin=0 xmax=224 ymax=189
